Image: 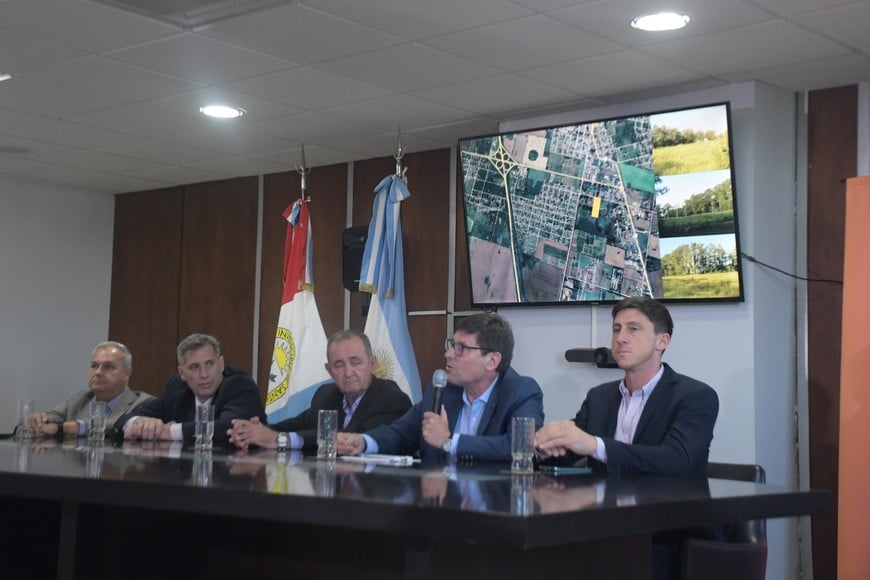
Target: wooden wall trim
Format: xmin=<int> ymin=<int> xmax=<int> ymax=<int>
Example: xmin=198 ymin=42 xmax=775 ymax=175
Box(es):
xmin=807 ymin=84 xmax=858 ymax=580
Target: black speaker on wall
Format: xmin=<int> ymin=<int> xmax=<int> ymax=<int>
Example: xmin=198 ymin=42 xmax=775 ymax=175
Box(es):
xmin=342 ymin=226 xmax=368 ymax=292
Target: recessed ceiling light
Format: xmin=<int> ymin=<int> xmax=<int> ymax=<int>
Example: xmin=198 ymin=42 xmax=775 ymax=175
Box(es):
xmin=199 ymin=105 xmax=246 ymax=119
xmin=631 ymin=12 xmax=690 ymax=32
xmin=0 ymin=73 xmax=12 ymax=82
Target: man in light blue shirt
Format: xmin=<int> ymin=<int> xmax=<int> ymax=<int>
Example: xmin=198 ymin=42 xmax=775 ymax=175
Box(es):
xmin=337 ymin=313 xmax=544 ymax=463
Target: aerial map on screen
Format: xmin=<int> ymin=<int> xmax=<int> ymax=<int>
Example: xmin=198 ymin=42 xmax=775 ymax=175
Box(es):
xmin=459 ymin=103 xmax=742 ymax=305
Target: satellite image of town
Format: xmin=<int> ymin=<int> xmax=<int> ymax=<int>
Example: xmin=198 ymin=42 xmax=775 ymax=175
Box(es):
xmin=460 ymin=115 xmax=663 ymax=304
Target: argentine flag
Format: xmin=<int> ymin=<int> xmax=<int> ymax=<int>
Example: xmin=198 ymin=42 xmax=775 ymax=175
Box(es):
xmin=359 ymin=174 xmax=422 ymax=403
xmin=266 ymin=198 xmax=331 ymax=422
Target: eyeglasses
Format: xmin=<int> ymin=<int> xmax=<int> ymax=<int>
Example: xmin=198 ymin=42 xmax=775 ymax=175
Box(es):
xmin=444 ymin=338 xmax=488 ymax=357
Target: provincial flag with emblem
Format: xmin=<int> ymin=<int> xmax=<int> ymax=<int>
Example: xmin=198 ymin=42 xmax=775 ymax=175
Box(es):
xmin=265 ymin=198 xmax=331 ymax=422
xmin=358 ymin=174 xmax=422 ymax=403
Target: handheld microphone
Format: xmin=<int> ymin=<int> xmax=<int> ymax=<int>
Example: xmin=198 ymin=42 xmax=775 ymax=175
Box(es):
xmin=431 ymin=369 xmax=448 ymax=413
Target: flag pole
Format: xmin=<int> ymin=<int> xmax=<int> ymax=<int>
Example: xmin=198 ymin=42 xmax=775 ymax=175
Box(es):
xmin=394 ymin=124 xmax=406 ymax=183
xmin=296 ymin=143 xmax=310 ymax=201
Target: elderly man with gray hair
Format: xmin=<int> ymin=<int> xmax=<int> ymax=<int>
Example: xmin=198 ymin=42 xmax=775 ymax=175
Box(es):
xmin=29 ymin=341 xmax=154 ymax=439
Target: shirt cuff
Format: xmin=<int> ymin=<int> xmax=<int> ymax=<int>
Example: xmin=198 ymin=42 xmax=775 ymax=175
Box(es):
xmin=361 ymin=434 xmax=378 ymax=454
xmin=77 ymin=419 xmax=87 ymax=437
xmin=592 ymin=436 xmax=607 ymax=462
xmin=289 ymin=432 xmax=303 ymax=450
xmin=169 ymin=422 xmax=183 ymax=441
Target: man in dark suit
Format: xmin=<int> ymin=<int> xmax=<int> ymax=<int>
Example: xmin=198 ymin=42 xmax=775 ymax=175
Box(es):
xmin=226 ymin=329 xmax=411 ymax=451
xmin=535 ymin=296 xmax=719 ymax=580
xmin=118 ymin=333 xmax=264 ymax=444
xmin=534 ymin=296 xmax=718 ymax=476
xmin=337 ymin=312 xmax=544 ymax=463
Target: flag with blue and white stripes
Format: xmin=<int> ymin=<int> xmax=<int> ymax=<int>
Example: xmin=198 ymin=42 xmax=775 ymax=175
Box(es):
xmin=358 ymin=174 xmax=422 ymax=403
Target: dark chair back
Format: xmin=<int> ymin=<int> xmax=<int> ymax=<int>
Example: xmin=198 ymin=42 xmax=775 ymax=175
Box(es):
xmin=680 ymin=462 xmax=768 ymax=580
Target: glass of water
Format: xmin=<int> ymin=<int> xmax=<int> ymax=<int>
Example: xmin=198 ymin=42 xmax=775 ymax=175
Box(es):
xmin=317 ymin=409 xmax=338 ymax=460
xmin=195 ymin=404 xmax=215 ymax=450
xmin=88 ymin=399 xmax=108 ymax=442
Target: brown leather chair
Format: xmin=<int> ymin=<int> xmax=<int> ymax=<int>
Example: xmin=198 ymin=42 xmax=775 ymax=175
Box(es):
xmin=680 ymin=462 xmax=768 ymax=580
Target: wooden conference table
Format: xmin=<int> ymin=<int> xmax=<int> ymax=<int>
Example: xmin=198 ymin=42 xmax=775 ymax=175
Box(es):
xmin=0 ymin=437 xmax=828 ymax=580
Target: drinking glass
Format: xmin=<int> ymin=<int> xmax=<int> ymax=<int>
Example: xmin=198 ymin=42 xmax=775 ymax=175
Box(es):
xmin=195 ymin=404 xmax=215 ymax=450
xmin=511 ymin=416 xmax=535 ymax=474
xmin=88 ymin=399 xmax=108 ymax=442
xmin=14 ymin=399 xmax=35 ymax=440
xmin=317 ymin=409 xmax=338 ymax=460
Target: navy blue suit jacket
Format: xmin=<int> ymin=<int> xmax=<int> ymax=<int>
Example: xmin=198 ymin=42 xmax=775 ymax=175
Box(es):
xmin=270 ymin=377 xmax=411 ymax=450
xmin=573 ymin=363 xmax=718 ymax=476
xmin=366 ymin=367 xmax=544 ymax=463
xmin=117 ymin=365 xmax=265 ymax=444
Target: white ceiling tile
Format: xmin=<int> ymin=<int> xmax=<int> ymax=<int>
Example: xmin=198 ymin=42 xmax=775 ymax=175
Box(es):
xmin=315 ymin=44 xmax=501 ymax=92
xmin=254 ymin=145 xmax=368 ymax=170
xmin=792 ymin=2 xmax=870 ymax=51
xmin=747 ymin=0 xmax=857 ymax=17
xmin=339 ymin=131 xmax=448 ymax=160
xmin=412 ymin=74 xmax=582 ymax=116
xmin=422 ymin=14 xmax=625 ymax=71
xmin=0 ymin=134 xmax=69 ymax=157
xmin=0 ymin=160 xmax=166 ymax=194
xmin=521 ymin=50 xmax=704 ymax=97
xmin=69 ymin=104 xmax=210 ymax=141
xmin=725 ymin=52 xmax=870 ymax=91
xmin=646 ymin=20 xmax=849 ymax=76
xmin=407 ymin=118 xmax=502 ymax=144
xmin=0 ymin=29 xmax=86 ymax=74
xmin=550 ymin=0 xmax=773 ymax=47
xmin=0 ymin=0 xmax=866 ymax=192
xmin=0 ymin=77 xmax=120 ymax=117
xmin=197 ymin=3 xmax=405 ymax=63
xmin=0 ymin=0 xmax=180 ymax=53
xmin=222 ymin=67 xmax=392 ymax=111
xmin=38 ymin=148 xmax=169 ymax=174
xmin=90 ymin=174 xmax=177 ymax=194
xmin=0 ymin=109 xmax=145 ymax=150
xmin=187 ymin=156 xmax=291 ymax=177
xmin=94 ymin=139 xmax=227 ymax=166
xmin=304 ymin=0 xmax=533 ymax=39
xmin=123 ymin=165 xmax=230 ymax=187
xmin=0 ymin=156 xmax=117 ymax=187
xmin=249 ymin=111 xmax=384 ymax=146
xmin=325 ymin=95 xmax=475 ymax=131
xmin=164 ymin=125 xmax=298 ymax=156
xmin=25 ymin=56 xmax=204 ymax=102
xmin=106 ymin=33 xmax=297 ymax=84
xmin=511 ymin=0 xmax=598 ymax=10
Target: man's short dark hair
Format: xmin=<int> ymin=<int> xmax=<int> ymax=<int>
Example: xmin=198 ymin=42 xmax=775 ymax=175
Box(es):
xmin=176 ymin=333 xmax=221 ymax=365
xmin=612 ymin=296 xmax=674 ymax=336
xmin=456 ymin=312 xmax=514 ymax=373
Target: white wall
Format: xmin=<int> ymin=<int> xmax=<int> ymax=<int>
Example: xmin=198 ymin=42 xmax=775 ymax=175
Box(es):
xmin=500 ymin=81 xmax=801 ymax=580
xmin=0 ymin=176 xmax=115 ymax=429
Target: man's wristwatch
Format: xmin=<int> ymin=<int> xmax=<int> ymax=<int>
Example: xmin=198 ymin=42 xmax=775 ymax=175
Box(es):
xmin=276 ymin=432 xmax=289 ymax=450
xmin=441 ymin=435 xmax=452 ymax=454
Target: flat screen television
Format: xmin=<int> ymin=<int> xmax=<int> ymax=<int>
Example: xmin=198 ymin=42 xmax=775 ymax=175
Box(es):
xmin=458 ymin=102 xmax=744 ymax=307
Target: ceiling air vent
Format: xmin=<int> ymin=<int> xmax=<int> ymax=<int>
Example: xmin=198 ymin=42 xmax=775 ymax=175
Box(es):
xmin=92 ymin=0 xmax=294 ymax=29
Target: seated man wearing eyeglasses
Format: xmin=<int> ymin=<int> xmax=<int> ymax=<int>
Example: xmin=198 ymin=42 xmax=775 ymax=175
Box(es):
xmin=337 ymin=312 xmax=544 ymax=463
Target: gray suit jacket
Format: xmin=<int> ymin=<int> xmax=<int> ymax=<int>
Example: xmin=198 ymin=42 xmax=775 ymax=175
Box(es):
xmin=47 ymin=387 xmax=155 ymax=437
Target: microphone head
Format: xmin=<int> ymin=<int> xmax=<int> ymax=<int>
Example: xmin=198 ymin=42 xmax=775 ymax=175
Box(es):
xmin=432 ymin=369 xmax=448 ymax=388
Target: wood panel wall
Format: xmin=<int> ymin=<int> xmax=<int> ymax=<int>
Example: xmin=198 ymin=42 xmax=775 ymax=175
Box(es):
xmin=109 ymin=187 xmax=183 ymax=394
xmin=178 ymin=178 xmax=259 ymax=372
xmin=111 ymin=148 xmax=462 ymax=400
xmin=807 ymin=84 xmax=858 ymax=580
